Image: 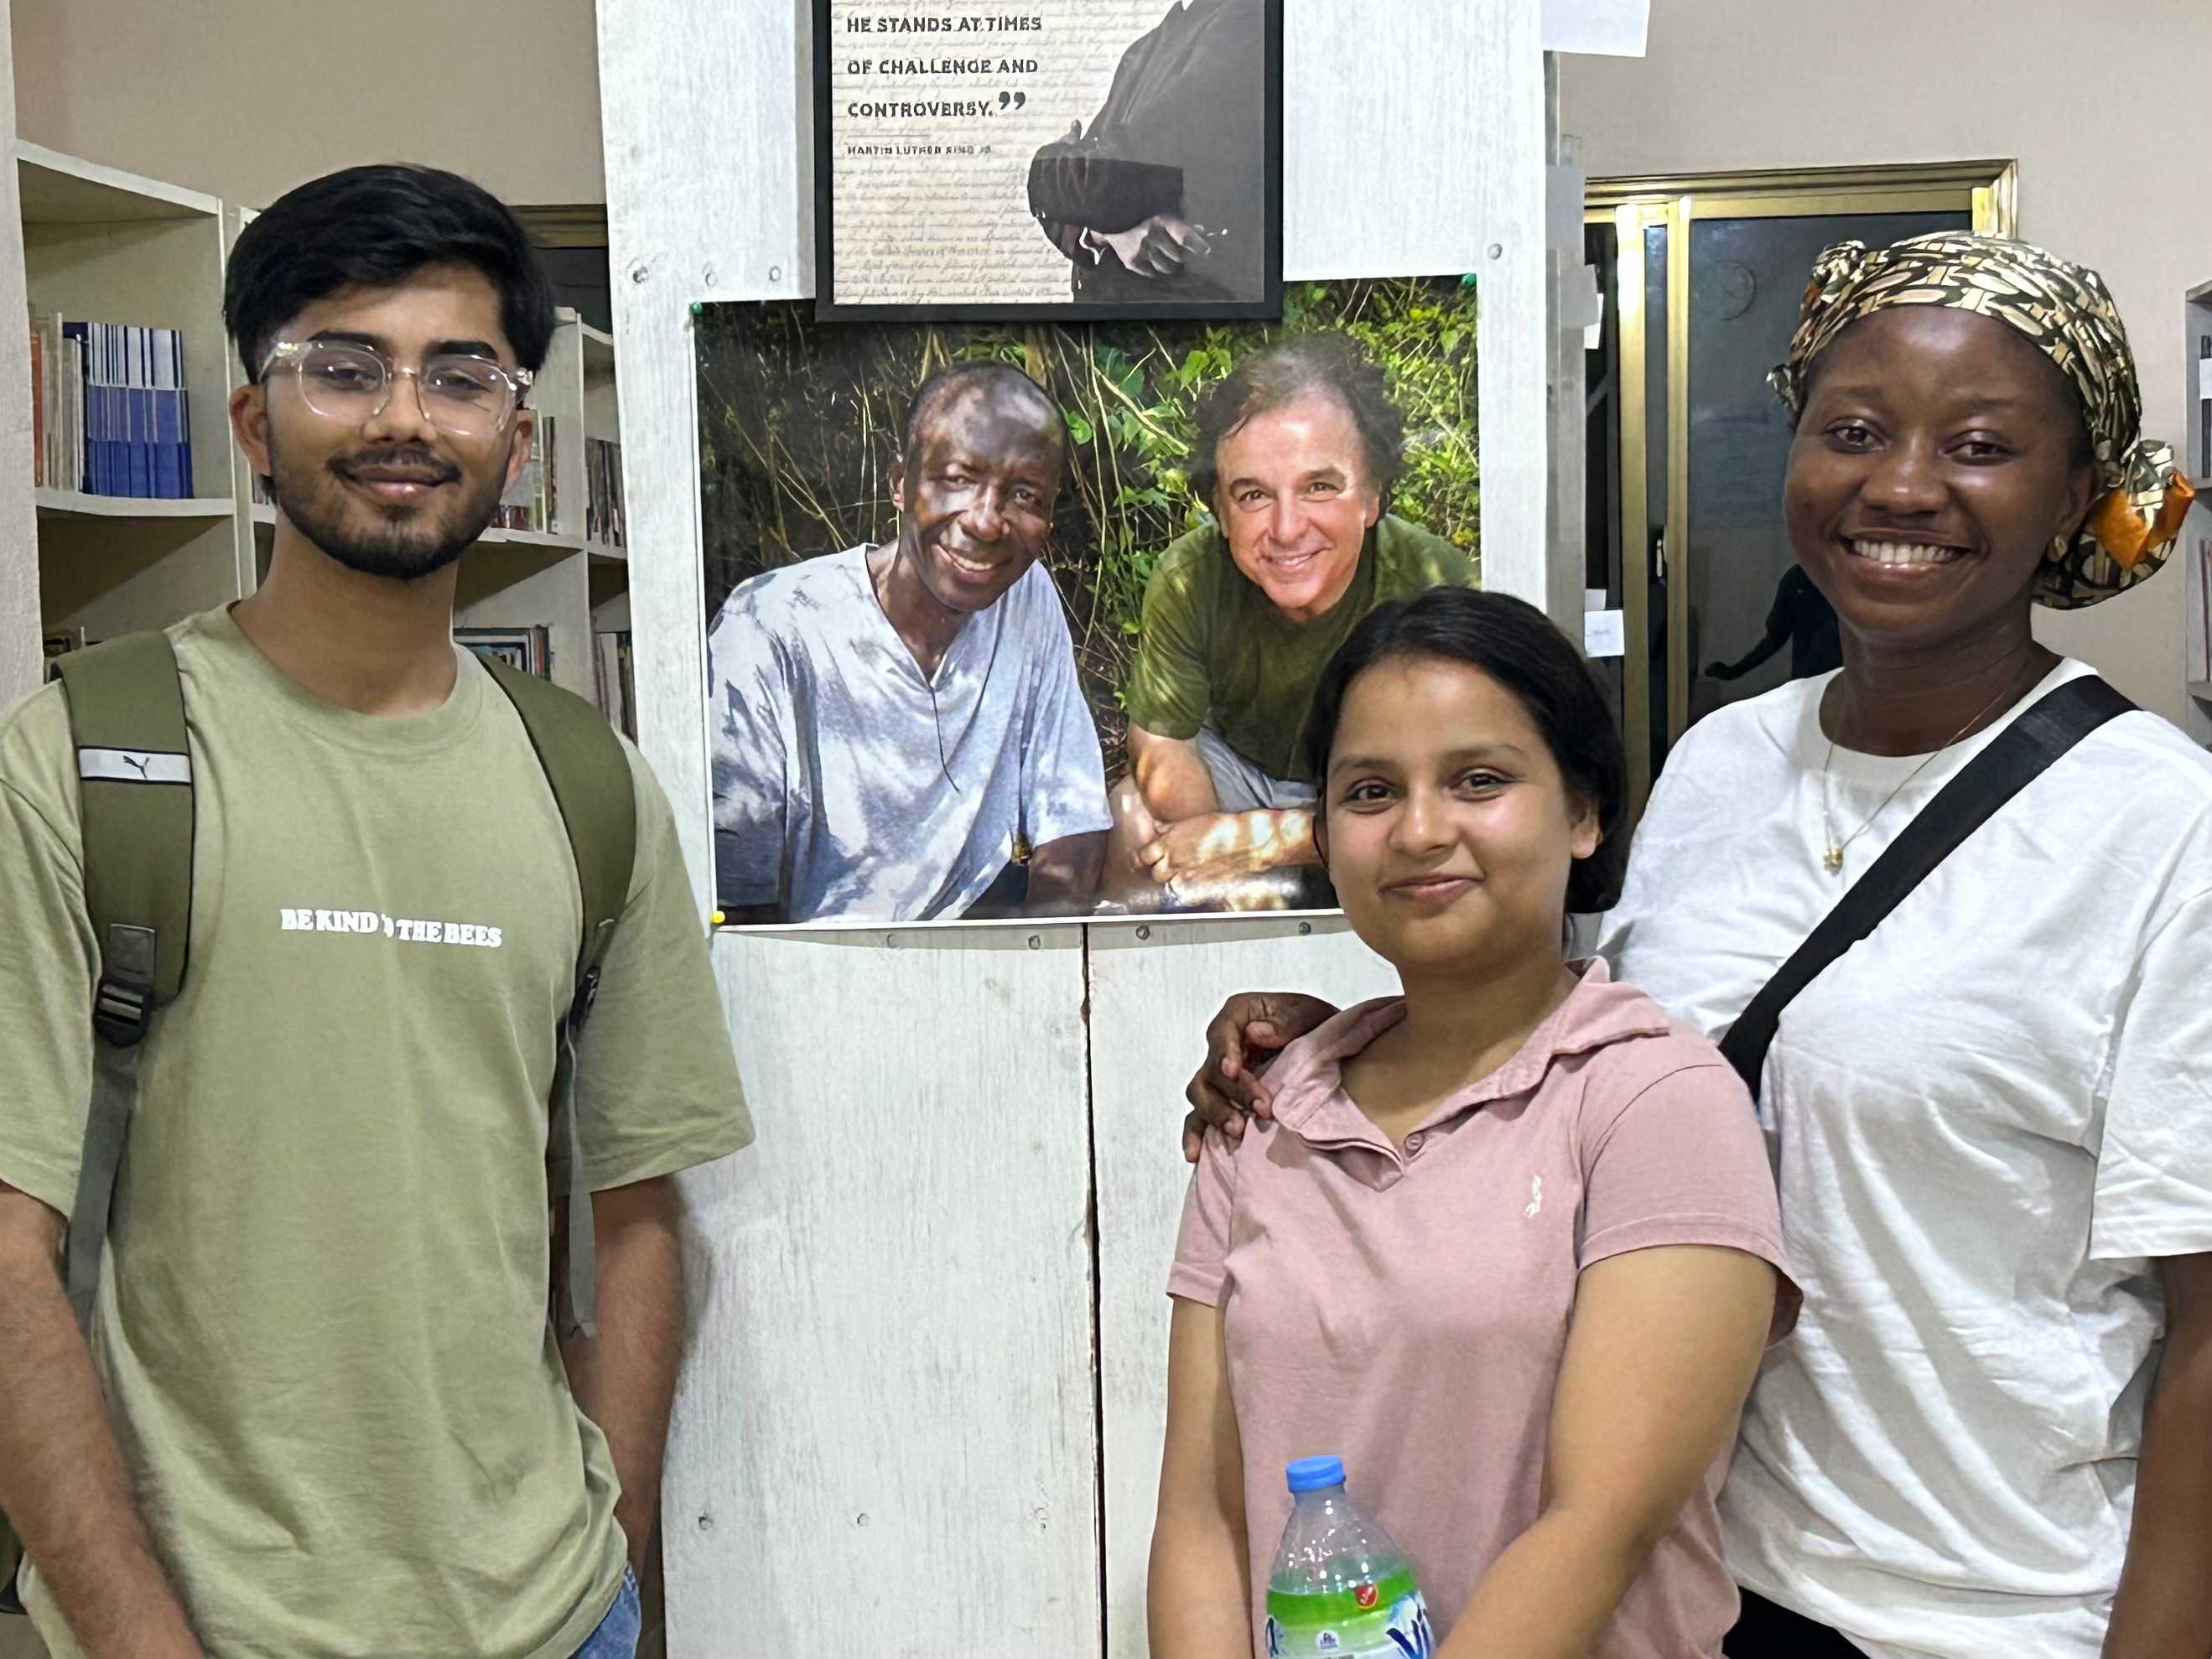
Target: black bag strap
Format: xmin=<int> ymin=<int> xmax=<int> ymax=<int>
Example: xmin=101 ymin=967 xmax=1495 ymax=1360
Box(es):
xmin=480 ymin=656 xmax=638 ymax=1341
xmin=50 ymin=635 xmax=195 ymax=1330
xmin=1720 ymin=675 xmax=2134 ymax=1098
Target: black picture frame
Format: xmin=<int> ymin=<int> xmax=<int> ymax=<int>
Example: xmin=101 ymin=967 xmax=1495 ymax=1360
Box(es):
xmin=812 ymin=0 xmax=1283 ymax=323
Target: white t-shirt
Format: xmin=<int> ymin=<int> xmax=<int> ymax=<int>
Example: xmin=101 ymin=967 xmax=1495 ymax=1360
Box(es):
xmin=708 ymin=547 xmax=1111 ymax=921
xmin=1595 ymin=660 xmax=2212 ymax=1659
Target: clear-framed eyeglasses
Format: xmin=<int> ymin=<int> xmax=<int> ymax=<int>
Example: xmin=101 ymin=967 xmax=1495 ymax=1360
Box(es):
xmin=258 ymin=340 xmax=532 ymax=439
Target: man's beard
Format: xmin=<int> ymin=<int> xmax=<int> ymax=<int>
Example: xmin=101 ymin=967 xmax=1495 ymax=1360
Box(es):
xmin=266 ymin=435 xmax=508 ymax=583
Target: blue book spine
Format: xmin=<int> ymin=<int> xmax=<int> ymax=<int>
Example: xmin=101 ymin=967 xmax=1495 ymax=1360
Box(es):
xmin=172 ymin=329 xmax=192 ymax=498
xmin=131 ymin=326 xmax=151 ymax=498
xmin=99 ymin=324 xmax=117 ymax=495
xmin=152 ymin=329 xmax=172 ymax=498
xmin=125 ymin=327 xmax=140 ymax=497
xmin=96 ymin=323 xmax=112 ymax=495
xmin=175 ymin=388 xmax=193 ymax=498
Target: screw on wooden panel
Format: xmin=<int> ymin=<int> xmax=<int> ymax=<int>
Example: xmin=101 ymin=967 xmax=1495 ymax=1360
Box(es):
xmin=704 ymin=265 xmax=718 ymax=287
xmin=697 ymin=1514 xmax=714 ymax=1532
xmin=1488 ymin=242 xmax=1504 ymax=260
xmin=855 ymin=1511 xmax=870 ymax=1527
xmin=1028 ymin=934 xmax=1041 ymax=949
xmin=1299 ymin=921 xmax=1312 ymax=936
xmin=883 ymin=932 xmax=900 ymax=950
xmin=770 ymin=265 xmax=785 ymax=283
xmin=1135 ymin=925 xmax=1151 ymax=941
xmin=630 ymin=262 xmax=651 ymax=284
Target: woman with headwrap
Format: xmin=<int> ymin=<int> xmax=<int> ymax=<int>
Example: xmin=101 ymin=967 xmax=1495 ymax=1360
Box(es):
xmin=1179 ymin=234 xmax=2212 ymax=1659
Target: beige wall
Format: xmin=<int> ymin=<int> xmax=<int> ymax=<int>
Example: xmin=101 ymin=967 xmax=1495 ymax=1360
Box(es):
xmin=8 ymin=0 xmax=605 ymax=210
xmin=1565 ymin=0 xmax=2212 ymax=723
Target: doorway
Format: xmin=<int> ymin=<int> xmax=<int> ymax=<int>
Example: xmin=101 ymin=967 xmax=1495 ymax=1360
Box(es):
xmin=1581 ymin=162 xmax=2017 ymax=814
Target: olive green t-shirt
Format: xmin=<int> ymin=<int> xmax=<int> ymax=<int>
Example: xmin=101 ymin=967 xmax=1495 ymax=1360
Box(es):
xmin=0 ymin=609 xmax=752 ymax=1659
xmin=1120 ymin=514 xmax=1476 ymax=782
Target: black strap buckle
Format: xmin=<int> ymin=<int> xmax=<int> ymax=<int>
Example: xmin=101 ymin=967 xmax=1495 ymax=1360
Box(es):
xmin=94 ymin=924 xmax=158 ymax=1048
xmin=93 ymin=972 xmax=153 ymax=1047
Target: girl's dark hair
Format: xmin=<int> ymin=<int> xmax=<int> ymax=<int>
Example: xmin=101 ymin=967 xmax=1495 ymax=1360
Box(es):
xmin=226 ymin=164 xmax=557 ymax=380
xmin=1302 ymin=586 xmax=1628 ymax=914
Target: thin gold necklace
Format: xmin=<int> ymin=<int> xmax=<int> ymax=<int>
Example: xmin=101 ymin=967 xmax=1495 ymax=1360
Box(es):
xmin=1818 ymin=677 xmax=2022 ymax=875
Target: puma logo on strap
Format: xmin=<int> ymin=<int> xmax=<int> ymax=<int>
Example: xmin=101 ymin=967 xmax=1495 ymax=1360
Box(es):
xmin=77 ymin=748 xmax=192 ymax=785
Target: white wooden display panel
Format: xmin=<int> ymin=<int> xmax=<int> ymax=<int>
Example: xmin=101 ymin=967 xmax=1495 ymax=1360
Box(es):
xmin=1087 ymin=917 xmax=1399 ymax=1656
xmin=666 ymin=926 xmax=1099 ymax=1657
xmin=597 ymin=1 xmax=1550 ymax=1651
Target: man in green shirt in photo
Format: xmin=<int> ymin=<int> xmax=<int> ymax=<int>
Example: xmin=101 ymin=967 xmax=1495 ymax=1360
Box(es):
xmin=1110 ymin=333 xmax=1475 ymax=905
xmin=0 ymin=166 xmax=750 ymax=1659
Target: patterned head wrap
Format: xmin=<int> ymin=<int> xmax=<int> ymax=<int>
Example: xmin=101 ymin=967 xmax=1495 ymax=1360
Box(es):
xmin=1769 ymin=232 xmax=2194 ymax=609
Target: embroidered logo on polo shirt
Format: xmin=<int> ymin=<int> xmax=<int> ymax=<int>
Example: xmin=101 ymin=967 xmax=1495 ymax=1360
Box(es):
xmin=278 ymin=908 xmax=503 ymax=948
xmin=1524 ymin=1176 xmax=1544 ymax=1218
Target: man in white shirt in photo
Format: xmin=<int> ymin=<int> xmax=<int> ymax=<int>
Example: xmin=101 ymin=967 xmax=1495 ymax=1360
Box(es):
xmin=708 ymin=362 xmax=1110 ymax=923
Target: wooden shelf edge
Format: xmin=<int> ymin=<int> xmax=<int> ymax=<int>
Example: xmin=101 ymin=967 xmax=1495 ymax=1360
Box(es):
xmin=477 ymin=526 xmax=584 ymax=551
xmin=13 ymin=139 xmax=224 ymax=219
xmin=35 ymin=488 xmax=236 ymax=521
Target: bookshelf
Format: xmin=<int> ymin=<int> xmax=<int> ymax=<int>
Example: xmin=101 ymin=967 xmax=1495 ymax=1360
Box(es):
xmin=2186 ymin=280 xmax=2212 ymax=749
xmin=9 ymin=144 xmax=631 ymax=734
xmin=451 ymin=307 xmax=631 ymax=720
xmin=18 ymin=140 xmax=250 ymax=643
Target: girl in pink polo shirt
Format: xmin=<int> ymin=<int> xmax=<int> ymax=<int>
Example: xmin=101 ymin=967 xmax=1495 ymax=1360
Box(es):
xmin=1149 ymin=587 xmax=1796 ymax=1659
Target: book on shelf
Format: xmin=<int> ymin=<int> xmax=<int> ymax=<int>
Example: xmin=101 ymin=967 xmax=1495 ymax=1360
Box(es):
xmin=593 ymin=630 xmax=636 ymax=739
xmin=491 ymin=414 xmax=557 ymax=532
xmin=2199 ymin=334 xmax=2210 ymax=481
xmin=26 ymin=310 xmax=195 ymax=500
xmin=585 ymin=438 xmax=625 ymax=548
xmin=455 ymin=625 xmax=553 ymax=680
xmin=2196 ymin=535 xmax=2212 ymax=686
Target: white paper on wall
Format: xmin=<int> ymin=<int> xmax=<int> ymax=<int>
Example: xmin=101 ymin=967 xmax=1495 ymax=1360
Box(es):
xmin=1584 ymin=608 xmax=1627 ymax=658
xmin=1540 ymin=0 xmax=1649 ymax=56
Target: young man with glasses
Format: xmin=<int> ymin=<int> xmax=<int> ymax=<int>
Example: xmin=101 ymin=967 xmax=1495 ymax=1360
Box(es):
xmin=0 ymin=166 xmax=750 ymax=1659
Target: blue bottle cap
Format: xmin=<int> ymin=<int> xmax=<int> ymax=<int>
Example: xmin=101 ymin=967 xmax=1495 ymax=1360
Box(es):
xmin=1285 ymin=1454 xmax=1346 ymax=1493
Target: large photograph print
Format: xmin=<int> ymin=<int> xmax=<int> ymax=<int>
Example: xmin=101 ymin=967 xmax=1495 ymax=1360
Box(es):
xmin=815 ymin=0 xmax=1281 ymax=319
xmin=698 ymin=278 xmax=1480 ymax=927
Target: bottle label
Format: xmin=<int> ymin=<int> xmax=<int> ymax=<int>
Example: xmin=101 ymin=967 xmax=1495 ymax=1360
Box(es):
xmin=1264 ymin=1572 xmax=1433 ymax=1658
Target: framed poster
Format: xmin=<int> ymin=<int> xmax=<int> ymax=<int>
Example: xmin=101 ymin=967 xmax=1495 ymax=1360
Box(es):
xmin=813 ymin=0 xmax=1283 ymax=321
xmin=696 ymin=277 xmax=1481 ymax=928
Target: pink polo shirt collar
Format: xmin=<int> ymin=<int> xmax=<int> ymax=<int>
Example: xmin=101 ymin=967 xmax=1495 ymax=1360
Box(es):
xmin=1266 ymin=959 xmax=1675 ymax=1160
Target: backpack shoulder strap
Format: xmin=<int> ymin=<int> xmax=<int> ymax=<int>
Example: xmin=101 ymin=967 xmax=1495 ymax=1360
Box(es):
xmin=480 ymin=657 xmax=638 ymax=958
xmin=480 ymin=656 xmax=638 ymax=1340
xmin=52 ymin=632 xmax=193 ymax=1018
xmin=49 ymin=631 xmax=195 ymax=1328
xmin=1719 ymin=675 xmax=2134 ymax=1099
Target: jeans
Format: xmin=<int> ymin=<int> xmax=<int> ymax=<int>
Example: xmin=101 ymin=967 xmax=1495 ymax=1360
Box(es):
xmin=569 ymin=1567 xmax=642 ymax=1659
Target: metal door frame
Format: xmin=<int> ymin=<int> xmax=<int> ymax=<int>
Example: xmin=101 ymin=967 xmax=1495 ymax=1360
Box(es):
xmin=1587 ymin=161 xmax=2017 ymax=811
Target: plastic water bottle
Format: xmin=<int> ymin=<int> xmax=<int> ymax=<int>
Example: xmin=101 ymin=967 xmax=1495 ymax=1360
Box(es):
xmin=1264 ymin=1455 xmax=1434 ymax=1658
